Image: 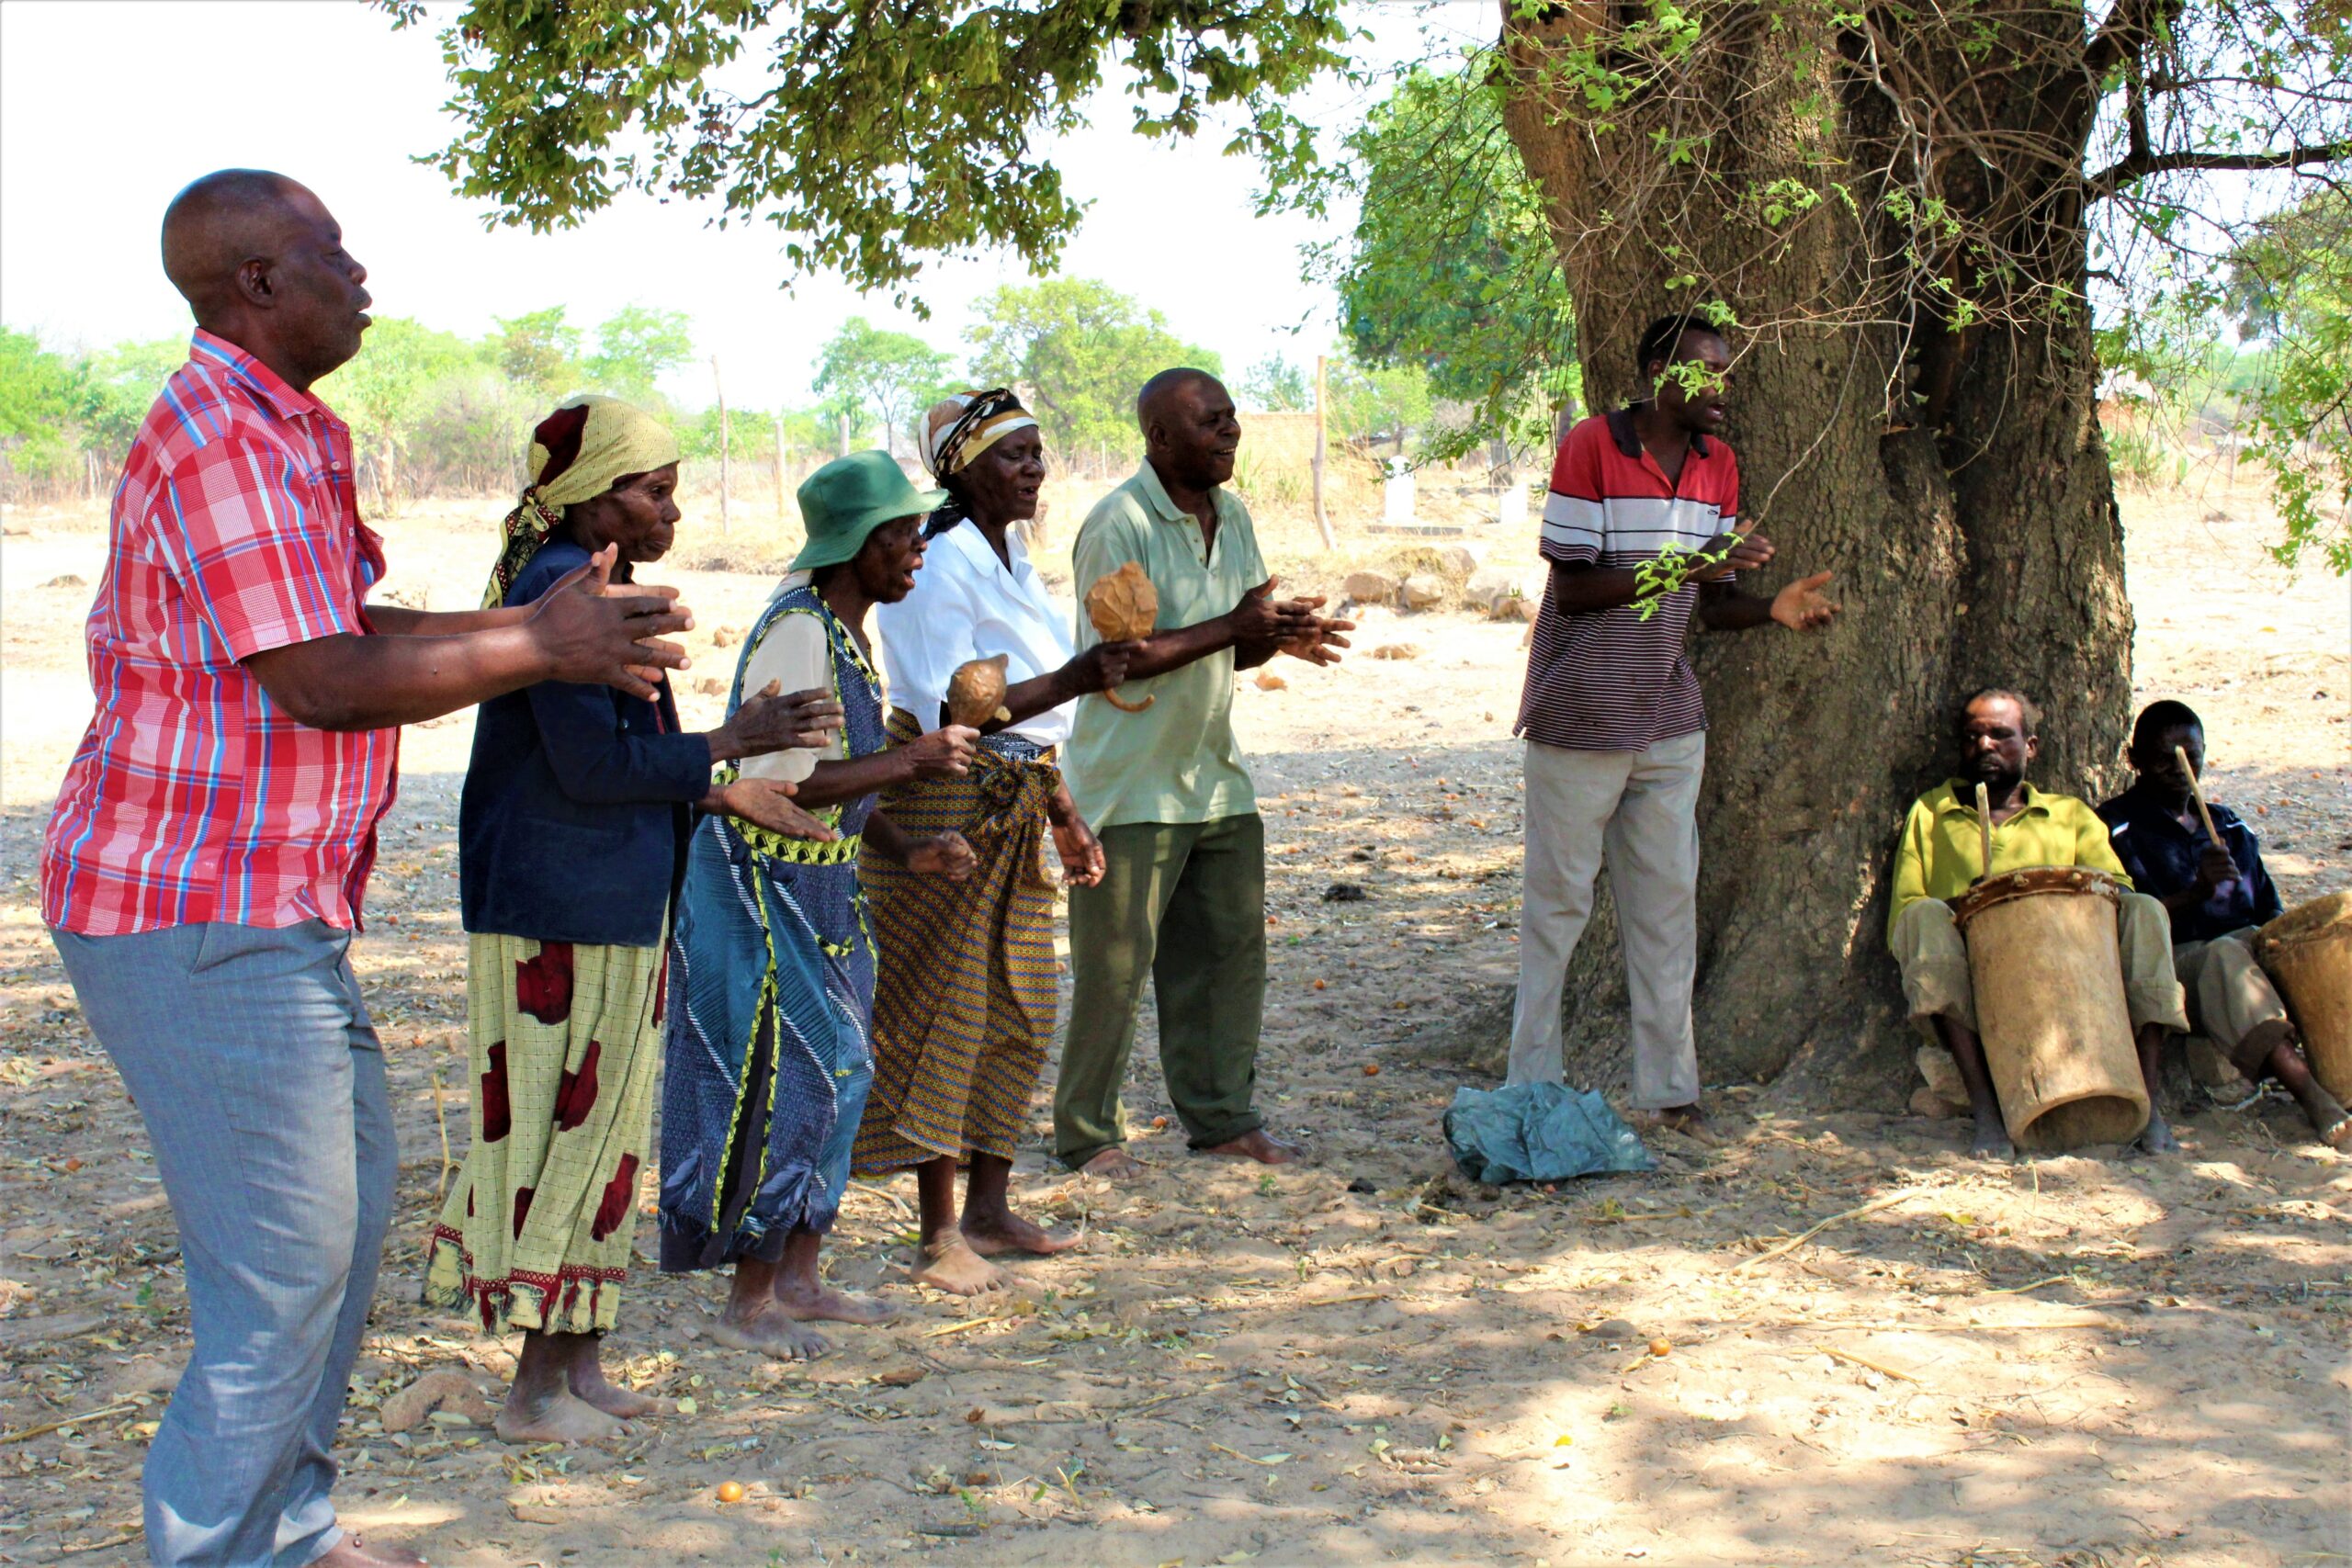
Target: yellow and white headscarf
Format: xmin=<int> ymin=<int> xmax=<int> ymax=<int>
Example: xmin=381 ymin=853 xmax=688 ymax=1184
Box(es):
xmin=918 ymin=388 xmax=1037 ymax=536
xmin=482 ymin=395 xmax=681 ymax=607
xmin=921 ymin=389 xmax=1036 ymax=479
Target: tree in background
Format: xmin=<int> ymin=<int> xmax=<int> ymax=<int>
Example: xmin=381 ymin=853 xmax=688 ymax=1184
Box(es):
xmin=315 ymin=317 xmax=480 ymax=508
xmin=583 ymin=305 xmax=695 ymax=407
xmin=489 ymin=306 xmax=584 ymax=401
xmin=399 ymin=0 xmax=2352 ymax=1099
xmin=1299 ymin=64 xmax=1578 ymax=461
xmin=2222 ymin=190 xmax=2352 ymax=572
xmin=1323 ymin=353 xmax=1430 ymax=453
xmin=814 ymin=317 xmax=950 ymax=460
xmin=1238 ymin=355 xmax=1310 ymax=412
xmin=0 ymin=326 xmax=85 ymax=491
xmin=966 ymin=279 xmax=1218 ymax=458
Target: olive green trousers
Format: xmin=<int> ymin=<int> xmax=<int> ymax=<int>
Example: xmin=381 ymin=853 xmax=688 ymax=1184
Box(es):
xmin=1055 ymin=813 xmax=1267 ymax=1168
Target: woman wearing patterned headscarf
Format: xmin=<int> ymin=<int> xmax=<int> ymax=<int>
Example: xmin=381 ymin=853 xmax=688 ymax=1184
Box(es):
xmin=424 ymin=395 xmax=842 ymax=1442
xmin=854 ymin=390 xmax=1145 ymax=1295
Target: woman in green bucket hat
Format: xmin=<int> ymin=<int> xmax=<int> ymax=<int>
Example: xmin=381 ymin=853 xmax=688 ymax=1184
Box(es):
xmin=661 ymin=451 xmax=983 ymax=1357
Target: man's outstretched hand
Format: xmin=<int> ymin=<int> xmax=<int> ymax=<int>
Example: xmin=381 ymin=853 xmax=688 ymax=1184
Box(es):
xmin=532 ymin=543 xmax=694 ymax=698
xmin=1769 ymin=570 xmax=1840 ymax=631
xmin=1226 ymin=578 xmax=1321 ymax=659
xmin=1276 ymin=593 xmax=1355 ymax=666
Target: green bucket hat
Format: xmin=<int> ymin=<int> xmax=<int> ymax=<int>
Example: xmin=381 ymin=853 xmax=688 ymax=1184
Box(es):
xmin=789 ymin=450 xmax=948 ymax=571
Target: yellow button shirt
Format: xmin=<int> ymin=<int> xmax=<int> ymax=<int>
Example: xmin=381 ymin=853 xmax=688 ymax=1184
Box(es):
xmin=1887 ymin=780 xmax=2134 ymax=942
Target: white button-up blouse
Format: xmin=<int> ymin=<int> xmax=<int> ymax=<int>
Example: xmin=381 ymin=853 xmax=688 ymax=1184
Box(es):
xmin=875 ymin=519 xmax=1077 ymax=749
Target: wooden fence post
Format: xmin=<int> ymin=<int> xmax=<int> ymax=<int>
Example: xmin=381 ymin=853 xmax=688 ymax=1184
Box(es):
xmin=1312 ymin=355 xmax=1335 ymax=550
xmin=774 ymin=412 xmax=787 ymax=525
xmin=712 ymin=356 xmax=730 ymax=534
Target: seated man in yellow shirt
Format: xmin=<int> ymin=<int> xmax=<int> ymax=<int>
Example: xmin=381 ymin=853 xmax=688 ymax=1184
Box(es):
xmin=1887 ymin=690 xmax=2188 ymax=1159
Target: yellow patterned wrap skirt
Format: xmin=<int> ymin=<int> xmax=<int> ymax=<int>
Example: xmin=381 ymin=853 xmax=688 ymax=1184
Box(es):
xmin=853 ymin=713 xmax=1062 ymax=1172
xmin=424 ymin=930 xmax=664 ymax=1336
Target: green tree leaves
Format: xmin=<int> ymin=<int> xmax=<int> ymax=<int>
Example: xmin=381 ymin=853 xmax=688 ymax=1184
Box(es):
xmin=1296 ymin=63 xmax=1577 ymax=462
xmin=385 ymin=0 xmax=1351 ymax=308
xmin=813 ymin=317 xmax=953 ymax=460
xmin=965 ymin=278 xmax=1218 ymax=457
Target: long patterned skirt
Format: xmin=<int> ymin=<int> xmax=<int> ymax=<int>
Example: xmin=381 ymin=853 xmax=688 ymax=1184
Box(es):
xmin=659 ymin=814 xmax=876 ymax=1271
xmin=424 ymin=931 xmax=664 ymax=1336
xmin=854 ymin=720 xmax=1062 ymax=1173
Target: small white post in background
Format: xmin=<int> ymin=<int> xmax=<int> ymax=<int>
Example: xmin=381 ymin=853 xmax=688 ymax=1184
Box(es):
xmin=1382 ymin=456 xmax=1416 ymax=527
xmin=711 ymin=356 xmax=730 ymax=535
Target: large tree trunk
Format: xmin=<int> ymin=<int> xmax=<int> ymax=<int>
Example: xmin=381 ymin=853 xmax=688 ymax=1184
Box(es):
xmin=1489 ymin=4 xmax=2135 ymax=1108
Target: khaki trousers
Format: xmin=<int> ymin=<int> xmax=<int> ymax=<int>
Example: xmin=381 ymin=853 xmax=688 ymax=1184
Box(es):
xmin=1890 ymin=892 xmax=2189 ymax=1038
xmin=1509 ymin=730 xmax=1704 ymax=1110
xmin=2173 ymin=927 xmax=2290 ymax=1076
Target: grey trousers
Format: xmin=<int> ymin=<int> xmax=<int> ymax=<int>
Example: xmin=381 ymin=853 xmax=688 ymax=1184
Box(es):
xmin=51 ymin=920 xmax=395 ymax=1568
xmin=1509 ymin=731 xmax=1705 ymax=1108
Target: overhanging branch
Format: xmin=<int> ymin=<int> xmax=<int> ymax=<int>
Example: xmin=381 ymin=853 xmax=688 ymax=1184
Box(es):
xmin=2084 ymin=0 xmax=2188 ymax=77
xmin=2090 ymin=141 xmax=2352 ymax=200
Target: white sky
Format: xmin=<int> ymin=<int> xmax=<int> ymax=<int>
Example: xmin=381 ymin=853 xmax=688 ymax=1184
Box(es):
xmin=0 ymin=1 xmax=1499 ymax=412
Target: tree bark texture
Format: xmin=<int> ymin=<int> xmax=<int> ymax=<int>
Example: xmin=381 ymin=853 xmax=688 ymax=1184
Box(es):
xmin=1492 ymin=4 xmax=2135 ymax=1107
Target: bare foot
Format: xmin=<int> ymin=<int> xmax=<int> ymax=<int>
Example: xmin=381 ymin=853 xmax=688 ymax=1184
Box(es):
xmin=708 ymin=1303 xmax=831 ymax=1360
xmin=773 ymin=1275 xmax=898 ymax=1325
xmin=2135 ymin=1109 xmax=2181 ymax=1155
xmin=961 ymin=1207 xmax=1081 ymax=1258
xmin=1075 ymin=1147 xmax=1148 ymax=1182
xmin=1198 ymin=1129 xmax=1298 ymax=1165
xmin=567 ymin=1360 xmax=666 ymax=1420
xmin=2322 ymin=1113 xmax=2352 ymax=1152
xmin=1968 ymin=1112 xmax=2017 ymax=1162
xmin=314 ymin=1536 xmax=429 ymax=1568
xmin=911 ymin=1235 xmax=1007 ymax=1296
xmin=494 ymin=1387 xmax=624 ymax=1444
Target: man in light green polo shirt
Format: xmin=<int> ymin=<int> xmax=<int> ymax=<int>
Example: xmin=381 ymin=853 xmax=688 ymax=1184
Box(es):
xmin=1056 ymin=368 xmax=1350 ymax=1179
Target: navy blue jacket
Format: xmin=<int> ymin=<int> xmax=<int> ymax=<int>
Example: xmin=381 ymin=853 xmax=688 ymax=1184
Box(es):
xmin=458 ymin=537 xmax=713 ymax=946
xmin=2097 ymin=783 xmax=2284 ymax=945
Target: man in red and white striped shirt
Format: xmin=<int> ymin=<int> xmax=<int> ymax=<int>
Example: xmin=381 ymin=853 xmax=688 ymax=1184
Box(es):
xmin=1509 ymin=314 xmax=1839 ymax=1128
xmin=42 ymin=170 xmax=692 ymax=1568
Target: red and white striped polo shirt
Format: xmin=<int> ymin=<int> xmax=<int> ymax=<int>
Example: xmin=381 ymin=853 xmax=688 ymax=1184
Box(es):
xmin=1514 ymin=406 xmax=1739 ymax=751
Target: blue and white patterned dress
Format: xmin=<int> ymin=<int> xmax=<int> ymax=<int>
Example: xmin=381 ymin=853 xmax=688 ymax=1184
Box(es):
xmin=658 ymin=584 xmax=886 ymax=1270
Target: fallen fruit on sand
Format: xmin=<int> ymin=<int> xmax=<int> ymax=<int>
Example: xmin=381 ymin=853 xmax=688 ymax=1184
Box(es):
xmin=1313 ymin=978 xmax=1327 ymax=990
xmin=1363 ymin=1064 xmax=1381 ymax=1077
xmin=946 ymin=653 xmax=1012 ymax=728
xmin=1085 ymin=563 xmax=1157 ymax=712
xmin=1649 ymin=1338 xmax=1672 ymax=1358
xmin=716 ymin=1481 xmax=746 ymax=1504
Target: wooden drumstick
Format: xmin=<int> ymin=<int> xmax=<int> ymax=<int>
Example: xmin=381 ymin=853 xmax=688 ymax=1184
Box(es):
xmin=1975 ymin=780 xmax=1995 ymax=884
xmin=2174 ymin=744 xmax=2222 ymax=845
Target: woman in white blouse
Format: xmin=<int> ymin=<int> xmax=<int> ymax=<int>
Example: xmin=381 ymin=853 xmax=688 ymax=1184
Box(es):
xmin=853 ymin=389 xmax=1142 ymax=1296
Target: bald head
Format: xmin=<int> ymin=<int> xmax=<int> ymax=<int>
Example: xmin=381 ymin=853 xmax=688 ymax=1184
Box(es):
xmin=159 ymin=170 xmax=371 ymax=389
xmin=1136 ymin=367 xmax=1238 ymax=493
xmin=1136 ymin=367 xmax=1224 ymax=434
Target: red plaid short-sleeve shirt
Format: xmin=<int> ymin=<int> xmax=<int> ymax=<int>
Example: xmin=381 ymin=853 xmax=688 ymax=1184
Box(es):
xmin=42 ymin=331 xmax=399 ymax=935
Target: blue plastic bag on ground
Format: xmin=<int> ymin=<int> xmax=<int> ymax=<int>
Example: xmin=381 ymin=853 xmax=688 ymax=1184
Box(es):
xmin=1442 ymin=1082 xmax=1655 ymax=1184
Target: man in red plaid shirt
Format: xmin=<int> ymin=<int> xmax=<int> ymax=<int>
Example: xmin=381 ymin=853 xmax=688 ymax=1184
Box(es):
xmin=42 ymin=170 xmax=693 ymax=1568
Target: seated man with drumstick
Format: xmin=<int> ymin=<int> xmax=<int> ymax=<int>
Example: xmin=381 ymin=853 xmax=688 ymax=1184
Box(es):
xmin=2097 ymin=700 xmax=2352 ymax=1147
xmin=1886 ymin=689 xmax=2189 ymax=1159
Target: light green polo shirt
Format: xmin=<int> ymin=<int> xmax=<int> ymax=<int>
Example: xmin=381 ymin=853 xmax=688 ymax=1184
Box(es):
xmin=1062 ymin=462 xmax=1267 ymax=830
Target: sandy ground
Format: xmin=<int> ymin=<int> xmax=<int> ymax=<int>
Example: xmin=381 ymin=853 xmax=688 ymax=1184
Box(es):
xmin=1 ymin=470 xmax=2347 ymax=1568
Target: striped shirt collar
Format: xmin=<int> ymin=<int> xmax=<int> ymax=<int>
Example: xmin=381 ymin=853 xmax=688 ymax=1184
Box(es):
xmin=1607 ymin=403 xmax=1712 ymax=460
xmin=187 ymin=328 xmax=322 ymax=423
